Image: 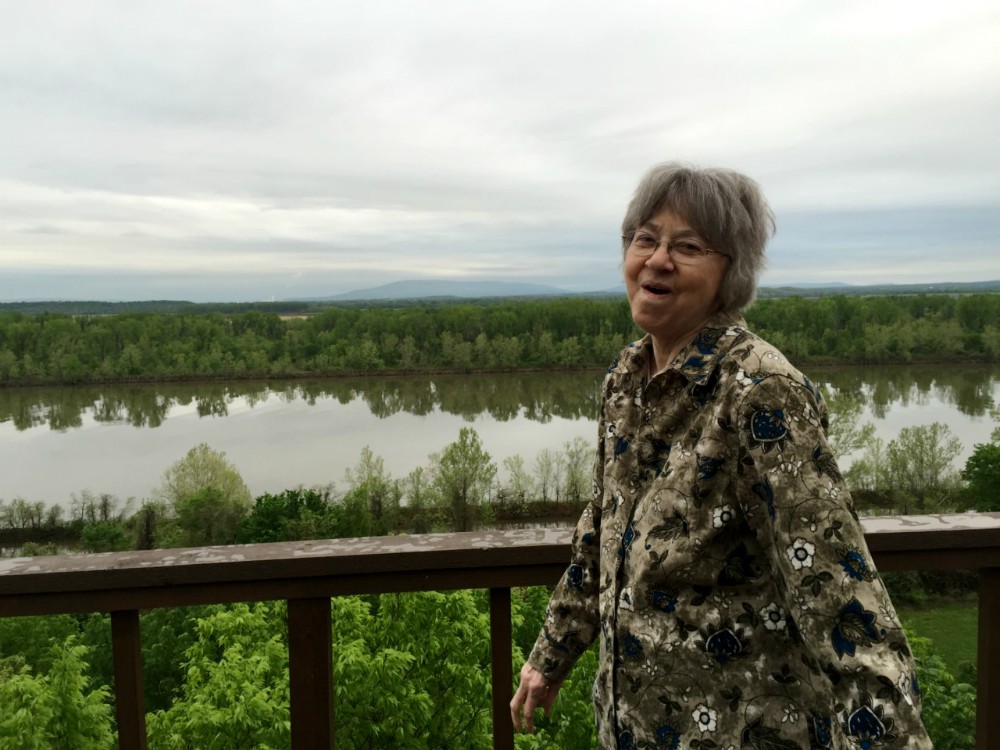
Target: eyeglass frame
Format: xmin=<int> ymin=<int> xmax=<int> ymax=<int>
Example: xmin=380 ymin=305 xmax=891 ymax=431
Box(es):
xmin=622 ymin=230 xmax=730 ymax=263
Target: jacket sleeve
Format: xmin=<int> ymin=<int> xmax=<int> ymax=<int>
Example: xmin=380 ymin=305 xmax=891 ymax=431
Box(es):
xmin=525 ymin=382 xmax=608 ymax=683
xmin=735 ymin=373 xmax=931 ymax=745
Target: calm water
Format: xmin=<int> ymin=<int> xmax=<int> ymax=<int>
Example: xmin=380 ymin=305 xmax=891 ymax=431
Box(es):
xmin=1 ymin=365 xmax=997 ymax=509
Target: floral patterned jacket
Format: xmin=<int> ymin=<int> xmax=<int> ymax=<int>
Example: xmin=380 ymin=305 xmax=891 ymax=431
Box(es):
xmin=527 ymin=312 xmax=932 ymax=749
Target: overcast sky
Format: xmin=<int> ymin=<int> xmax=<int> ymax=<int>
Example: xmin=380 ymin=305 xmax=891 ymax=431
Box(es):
xmin=3 ymin=1 xmax=998 ymax=302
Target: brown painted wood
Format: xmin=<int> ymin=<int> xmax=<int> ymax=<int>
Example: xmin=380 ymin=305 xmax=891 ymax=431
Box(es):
xmin=288 ymin=598 xmax=334 ymax=750
xmin=490 ymin=588 xmax=514 ymax=750
xmin=110 ymin=610 xmax=147 ymax=750
xmin=0 ymin=563 xmax=569 ymax=618
xmin=977 ymin=569 xmax=999 ymax=750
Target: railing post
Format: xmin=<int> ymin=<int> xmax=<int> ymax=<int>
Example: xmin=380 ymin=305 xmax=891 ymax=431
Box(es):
xmin=288 ymin=597 xmax=334 ymax=750
xmin=977 ymin=568 xmax=1000 ymax=750
xmin=110 ymin=609 xmax=147 ymax=750
xmin=490 ymin=587 xmax=514 ymax=750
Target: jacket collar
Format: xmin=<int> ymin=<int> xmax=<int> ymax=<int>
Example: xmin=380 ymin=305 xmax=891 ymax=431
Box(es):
xmin=619 ymin=310 xmax=748 ymax=386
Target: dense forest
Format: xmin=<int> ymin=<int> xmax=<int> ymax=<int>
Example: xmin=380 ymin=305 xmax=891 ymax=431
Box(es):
xmin=0 ymin=293 xmax=998 ymax=386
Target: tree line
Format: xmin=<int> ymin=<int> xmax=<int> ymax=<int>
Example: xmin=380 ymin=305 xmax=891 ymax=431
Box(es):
xmin=0 ymin=429 xmax=594 ymax=553
xmin=0 ymin=293 xmax=998 ymax=385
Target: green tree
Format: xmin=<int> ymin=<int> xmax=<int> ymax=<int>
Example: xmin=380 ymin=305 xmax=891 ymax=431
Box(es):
xmin=79 ymin=521 xmax=130 ymax=553
xmin=824 ymin=387 xmax=876 ymax=460
xmin=885 ymin=423 xmax=963 ymax=512
xmin=175 ymin=487 xmax=249 ymax=546
xmin=146 ymin=603 xmax=290 ymax=750
xmin=500 ymin=455 xmax=534 ymax=506
xmin=907 ymin=631 xmax=976 ymax=750
xmin=334 ymin=591 xmax=494 ymax=748
xmin=401 ymin=467 xmax=436 ymax=533
xmin=533 ymin=449 xmax=559 ymax=503
xmin=431 ymin=428 xmax=497 ymax=532
xmin=559 ymin=438 xmax=592 ymax=505
xmin=0 ymin=616 xmax=79 ymax=676
xmin=156 ymin=444 xmax=252 ymax=544
xmin=0 ymin=637 xmax=115 ymax=750
xmin=345 ymin=447 xmax=398 ymax=535
xmin=158 ymin=443 xmax=252 ymax=511
xmin=963 ymin=442 xmax=1000 ymax=511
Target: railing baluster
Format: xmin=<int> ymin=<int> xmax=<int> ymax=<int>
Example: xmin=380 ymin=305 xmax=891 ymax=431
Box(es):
xmin=490 ymin=587 xmax=514 ymax=750
xmin=110 ymin=609 xmax=147 ymax=750
xmin=288 ymin=597 xmax=334 ymax=750
xmin=977 ymin=568 xmax=999 ymax=750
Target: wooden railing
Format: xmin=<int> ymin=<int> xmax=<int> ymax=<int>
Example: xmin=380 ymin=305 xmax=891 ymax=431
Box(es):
xmin=1 ymin=513 xmax=999 ymax=749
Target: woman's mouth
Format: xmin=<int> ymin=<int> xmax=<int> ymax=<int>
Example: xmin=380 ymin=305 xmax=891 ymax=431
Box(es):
xmin=641 ymin=281 xmax=672 ymax=297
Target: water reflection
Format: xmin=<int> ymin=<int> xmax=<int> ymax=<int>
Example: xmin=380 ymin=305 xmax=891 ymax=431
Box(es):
xmin=0 ymin=371 xmax=608 ymax=432
xmin=0 ymin=366 xmax=995 ymax=434
xmin=814 ymin=365 xmax=997 ymax=419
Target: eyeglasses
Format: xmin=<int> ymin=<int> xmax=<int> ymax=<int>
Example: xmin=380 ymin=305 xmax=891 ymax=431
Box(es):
xmin=622 ymin=231 xmax=729 ymax=264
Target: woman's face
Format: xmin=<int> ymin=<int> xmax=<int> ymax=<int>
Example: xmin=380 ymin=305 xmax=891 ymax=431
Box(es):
xmin=624 ymin=207 xmax=729 ymax=359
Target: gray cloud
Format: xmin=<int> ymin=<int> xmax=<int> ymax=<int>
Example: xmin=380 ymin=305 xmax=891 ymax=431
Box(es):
xmin=2 ymin=1 xmax=998 ymax=301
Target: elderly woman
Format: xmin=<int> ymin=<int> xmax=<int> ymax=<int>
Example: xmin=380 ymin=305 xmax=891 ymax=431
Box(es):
xmin=511 ymin=163 xmax=931 ymax=749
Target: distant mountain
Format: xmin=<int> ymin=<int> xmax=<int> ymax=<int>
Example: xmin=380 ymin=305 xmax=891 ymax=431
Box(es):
xmin=2 ymin=279 xmax=997 ymax=316
xmin=296 ymin=279 xmax=570 ymax=302
xmin=775 ymin=281 xmax=852 ymax=289
xmin=758 ymin=279 xmax=1000 ymax=298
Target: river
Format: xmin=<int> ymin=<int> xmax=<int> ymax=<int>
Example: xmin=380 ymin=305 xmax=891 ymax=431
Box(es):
xmin=1 ymin=365 xmax=997 ymax=509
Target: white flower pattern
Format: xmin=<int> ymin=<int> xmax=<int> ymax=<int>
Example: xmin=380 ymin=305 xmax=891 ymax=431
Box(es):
xmin=786 ymin=538 xmax=815 ymax=570
xmin=759 ymin=602 xmax=786 ymax=631
xmin=713 ymin=504 xmax=735 ymax=528
xmin=692 ymin=704 xmax=718 ymax=732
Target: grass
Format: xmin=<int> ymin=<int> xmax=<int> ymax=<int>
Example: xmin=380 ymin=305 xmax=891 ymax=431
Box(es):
xmin=897 ymin=600 xmax=978 ymax=676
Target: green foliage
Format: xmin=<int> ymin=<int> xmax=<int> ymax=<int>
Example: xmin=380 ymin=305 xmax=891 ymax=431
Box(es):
xmin=823 ymin=387 xmax=875 ymax=460
xmin=237 ymin=486 xmax=386 ymax=543
xmin=145 ymin=592 xmax=503 ymax=749
xmin=886 ymin=423 xmax=963 ymax=511
xmin=158 ymin=443 xmax=252 ymax=514
xmin=146 ymin=603 xmax=290 ymax=749
xmin=0 ymin=616 xmax=79 ymax=675
xmin=238 ymin=488 xmax=336 ymax=543
xmin=0 ymin=636 xmax=115 ymax=750
xmin=156 ymin=443 xmax=252 ymax=546
xmin=908 ymin=630 xmax=976 ymax=750
xmin=962 ymin=442 xmax=1000 ymax=511
xmin=80 ymin=520 xmax=130 ymax=552
xmin=175 ymin=486 xmax=248 ymax=546
xmin=898 ymin=602 xmax=978 ymax=678
xmin=431 ymin=427 xmax=497 ymax=532
xmin=334 ymin=592 xmax=494 ymax=748
xmin=847 ymin=423 xmax=964 ymax=513
xmin=1 ymin=294 xmax=996 ymax=386
xmin=344 ymin=446 xmax=399 ymax=535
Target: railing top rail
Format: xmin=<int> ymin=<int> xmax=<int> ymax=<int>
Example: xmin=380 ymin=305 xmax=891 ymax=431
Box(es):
xmin=860 ymin=511 xmax=1000 ymax=552
xmin=1 ymin=513 xmax=998 ymax=617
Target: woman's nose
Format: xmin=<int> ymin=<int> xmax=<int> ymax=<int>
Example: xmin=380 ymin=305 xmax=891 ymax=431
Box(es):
xmin=645 ymin=243 xmax=677 ymax=270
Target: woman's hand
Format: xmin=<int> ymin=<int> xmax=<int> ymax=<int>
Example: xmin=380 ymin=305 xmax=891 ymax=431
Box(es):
xmin=510 ymin=662 xmax=563 ymax=733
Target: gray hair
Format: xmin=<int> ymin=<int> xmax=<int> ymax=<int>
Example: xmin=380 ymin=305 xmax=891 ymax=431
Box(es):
xmin=621 ymin=162 xmax=775 ymax=312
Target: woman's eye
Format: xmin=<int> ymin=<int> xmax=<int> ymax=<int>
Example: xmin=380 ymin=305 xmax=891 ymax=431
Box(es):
xmin=675 ymin=242 xmax=702 ymax=255
xmin=634 ymin=234 xmax=656 ymax=248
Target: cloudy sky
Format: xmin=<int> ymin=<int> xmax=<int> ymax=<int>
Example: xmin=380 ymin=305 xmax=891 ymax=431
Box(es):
xmin=3 ymin=1 xmax=998 ymax=302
